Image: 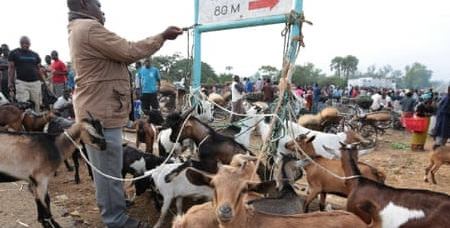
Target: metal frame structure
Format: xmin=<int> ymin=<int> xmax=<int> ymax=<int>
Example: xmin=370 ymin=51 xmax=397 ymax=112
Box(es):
xmin=192 ymin=0 xmax=303 ymax=89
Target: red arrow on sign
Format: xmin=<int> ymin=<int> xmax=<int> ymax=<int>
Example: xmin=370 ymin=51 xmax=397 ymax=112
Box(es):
xmin=249 ymin=0 xmax=280 ymax=10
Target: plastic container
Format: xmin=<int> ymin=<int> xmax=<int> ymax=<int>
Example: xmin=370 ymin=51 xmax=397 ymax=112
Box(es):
xmin=134 ymin=100 xmax=142 ymax=120
xmin=401 ymin=116 xmax=429 ymax=133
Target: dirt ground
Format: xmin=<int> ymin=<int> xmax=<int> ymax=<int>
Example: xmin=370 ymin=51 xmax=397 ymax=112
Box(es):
xmin=1 ymin=129 xmax=449 ymax=228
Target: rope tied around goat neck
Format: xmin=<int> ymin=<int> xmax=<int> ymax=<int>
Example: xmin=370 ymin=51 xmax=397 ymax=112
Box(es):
xmin=63 ymin=113 xmax=193 ymax=182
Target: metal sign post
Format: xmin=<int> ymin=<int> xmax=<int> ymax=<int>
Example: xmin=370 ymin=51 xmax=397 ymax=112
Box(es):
xmin=192 ymin=0 xmax=303 ymax=90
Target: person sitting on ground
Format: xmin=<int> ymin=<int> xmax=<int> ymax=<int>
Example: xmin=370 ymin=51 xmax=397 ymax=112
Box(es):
xmin=53 ymin=89 xmax=74 ymax=118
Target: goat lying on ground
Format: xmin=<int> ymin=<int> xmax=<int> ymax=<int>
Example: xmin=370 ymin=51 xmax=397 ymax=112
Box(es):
xmin=183 ymin=163 xmax=367 ymax=228
xmin=135 ymin=110 xmax=165 ymax=153
xmin=341 ymin=142 xmax=450 ymax=227
xmin=285 ymin=134 xmax=385 ymax=212
xmin=424 ymin=145 xmax=450 ymax=184
xmin=0 ymin=114 xmax=106 ymax=228
xmin=298 ymin=107 xmax=341 ymax=131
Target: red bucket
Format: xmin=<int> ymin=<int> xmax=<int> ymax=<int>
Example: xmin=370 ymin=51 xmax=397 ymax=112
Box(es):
xmin=401 ymin=117 xmax=429 ymax=133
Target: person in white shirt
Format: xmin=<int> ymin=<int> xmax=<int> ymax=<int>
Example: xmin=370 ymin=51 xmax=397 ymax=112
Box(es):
xmin=53 ymin=89 xmax=73 ymax=118
xmin=380 ymin=93 xmax=392 ymax=109
xmin=231 ymin=75 xmax=244 ymax=122
xmin=370 ymin=91 xmax=383 ymax=111
xmin=254 ymin=78 xmax=263 ymax=93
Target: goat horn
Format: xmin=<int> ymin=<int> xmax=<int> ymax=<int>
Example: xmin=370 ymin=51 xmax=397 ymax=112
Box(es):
xmin=305 ymin=131 xmax=311 ymax=136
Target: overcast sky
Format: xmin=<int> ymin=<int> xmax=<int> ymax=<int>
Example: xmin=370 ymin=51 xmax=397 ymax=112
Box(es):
xmin=1 ymin=0 xmax=449 ymax=81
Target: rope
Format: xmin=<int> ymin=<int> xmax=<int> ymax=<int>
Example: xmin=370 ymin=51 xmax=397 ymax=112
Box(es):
xmin=285 ymin=102 xmax=361 ymax=181
xmin=63 ymin=113 xmax=193 ymax=182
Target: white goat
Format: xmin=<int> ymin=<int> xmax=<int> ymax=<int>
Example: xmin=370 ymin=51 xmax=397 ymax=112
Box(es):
xmin=256 ymin=117 xmax=373 ymax=159
xmin=234 ymin=106 xmax=260 ymax=148
xmin=145 ymin=163 xmax=213 ymax=228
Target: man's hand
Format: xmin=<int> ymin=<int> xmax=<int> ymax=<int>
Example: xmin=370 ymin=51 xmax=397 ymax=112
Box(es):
xmin=162 ymin=26 xmax=183 ymax=40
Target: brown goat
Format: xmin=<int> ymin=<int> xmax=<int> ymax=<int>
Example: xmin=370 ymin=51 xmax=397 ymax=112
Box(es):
xmin=298 ymin=107 xmax=340 ymax=131
xmin=285 ymin=135 xmax=385 ymax=212
xmin=184 ymin=163 xmax=367 ymax=228
xmin=0 ymin=104 xmax=24 ymax=131
xmin=135 ymin=110 xmax=165 ymax=154
xmin=341 ymin=142 xmax=450 ymax=227
xmin=22 ymin=110 xmax=55 ymax=132
xmin=172 ymin=154 xmax=261 ymax=228
xmin=424 ymin=145 xmax=450 ymax=184
xmin=0 ymin=115 xmax=106 ymax=228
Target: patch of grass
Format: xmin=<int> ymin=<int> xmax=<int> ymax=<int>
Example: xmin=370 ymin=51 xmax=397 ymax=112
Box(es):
xmin=391 ymin=142 xmax=409 ymax=150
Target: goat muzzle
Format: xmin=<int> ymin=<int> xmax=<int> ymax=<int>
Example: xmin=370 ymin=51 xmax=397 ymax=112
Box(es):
xmin=217 ymin=204 xmax=233 ymax=223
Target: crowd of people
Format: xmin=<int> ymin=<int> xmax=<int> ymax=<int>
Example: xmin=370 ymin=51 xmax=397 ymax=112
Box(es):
xmin=0 ymin=37 xmax=75 ymax=115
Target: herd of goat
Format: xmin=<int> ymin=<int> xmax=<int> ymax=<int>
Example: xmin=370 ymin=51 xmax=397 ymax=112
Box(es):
xmin=0 ymin=100 xmax=449 ymax=228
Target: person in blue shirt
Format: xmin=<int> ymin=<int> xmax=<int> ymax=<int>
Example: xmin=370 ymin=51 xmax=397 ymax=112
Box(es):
xmin=244 ymin=77 xmax=254 ymax=93
xmin=138 ymin=58 xmax=160 ymax=113
xmin=312 ymin=83 xmax=321 ymax=113
xmin=66 ymin=62 xmax=75 ymax=90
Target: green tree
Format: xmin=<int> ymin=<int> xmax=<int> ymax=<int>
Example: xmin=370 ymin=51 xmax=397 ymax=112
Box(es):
xmin=291 ymin=63 xmax=326 ymax=86
xmin=258 ymin=65 xmax=280 ymax=81
xmin=403 ymin=63 xmax=432 ymax=89
xmin=169 ymin=58 xmax=218 ymax=84
xmin=341 ymin=55 xmax=359 ymax=82
xmin=330 ymin=56 xmax=344 ymax=77
xmin=152 ymin=53 xmax=182 ymax=79
xmin=218 ymin=73 xmax=233 ymax=84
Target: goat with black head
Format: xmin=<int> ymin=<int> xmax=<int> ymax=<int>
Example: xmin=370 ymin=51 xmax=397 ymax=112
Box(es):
xmin=163 ymin=107 xmax=264 ymax=182
xmin=0 ymin=111 xmax=106 ymax=228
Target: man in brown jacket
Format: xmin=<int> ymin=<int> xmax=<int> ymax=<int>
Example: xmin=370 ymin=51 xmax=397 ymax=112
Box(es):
xmin=67 ymin=0 xmax=182 ymax=227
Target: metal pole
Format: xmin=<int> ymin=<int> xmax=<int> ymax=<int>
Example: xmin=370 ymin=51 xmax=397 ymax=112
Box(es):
xmin=287 ymin=0 xmax=303 ymax=81
xmin=192 ymin=0 xmax=202 ymax=91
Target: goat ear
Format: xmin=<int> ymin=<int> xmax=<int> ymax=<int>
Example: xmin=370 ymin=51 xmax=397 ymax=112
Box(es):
xmin=186 ymin=168 xmax=212 ymax=187
xmin=247 ymin=180 xmax=276 ymax=194
xmin=307 ymin=135 xmax=316 ymax=144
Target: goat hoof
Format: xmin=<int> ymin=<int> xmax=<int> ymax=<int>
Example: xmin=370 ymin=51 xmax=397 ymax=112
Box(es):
xmin=42 ymin=219 xmax=61 ymax=228
xmin=424 ymin=177 xmax=428 ymax=182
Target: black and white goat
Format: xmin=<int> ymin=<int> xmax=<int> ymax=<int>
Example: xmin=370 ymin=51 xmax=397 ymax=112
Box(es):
xmin=137 ymin=163 xmax=213 ymax=228
xmin=0 ymin=114 xmax=106 ymax=228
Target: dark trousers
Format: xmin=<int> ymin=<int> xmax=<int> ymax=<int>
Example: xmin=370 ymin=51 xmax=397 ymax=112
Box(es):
xmin=141 ymin=92 xmax=159 ymax=113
